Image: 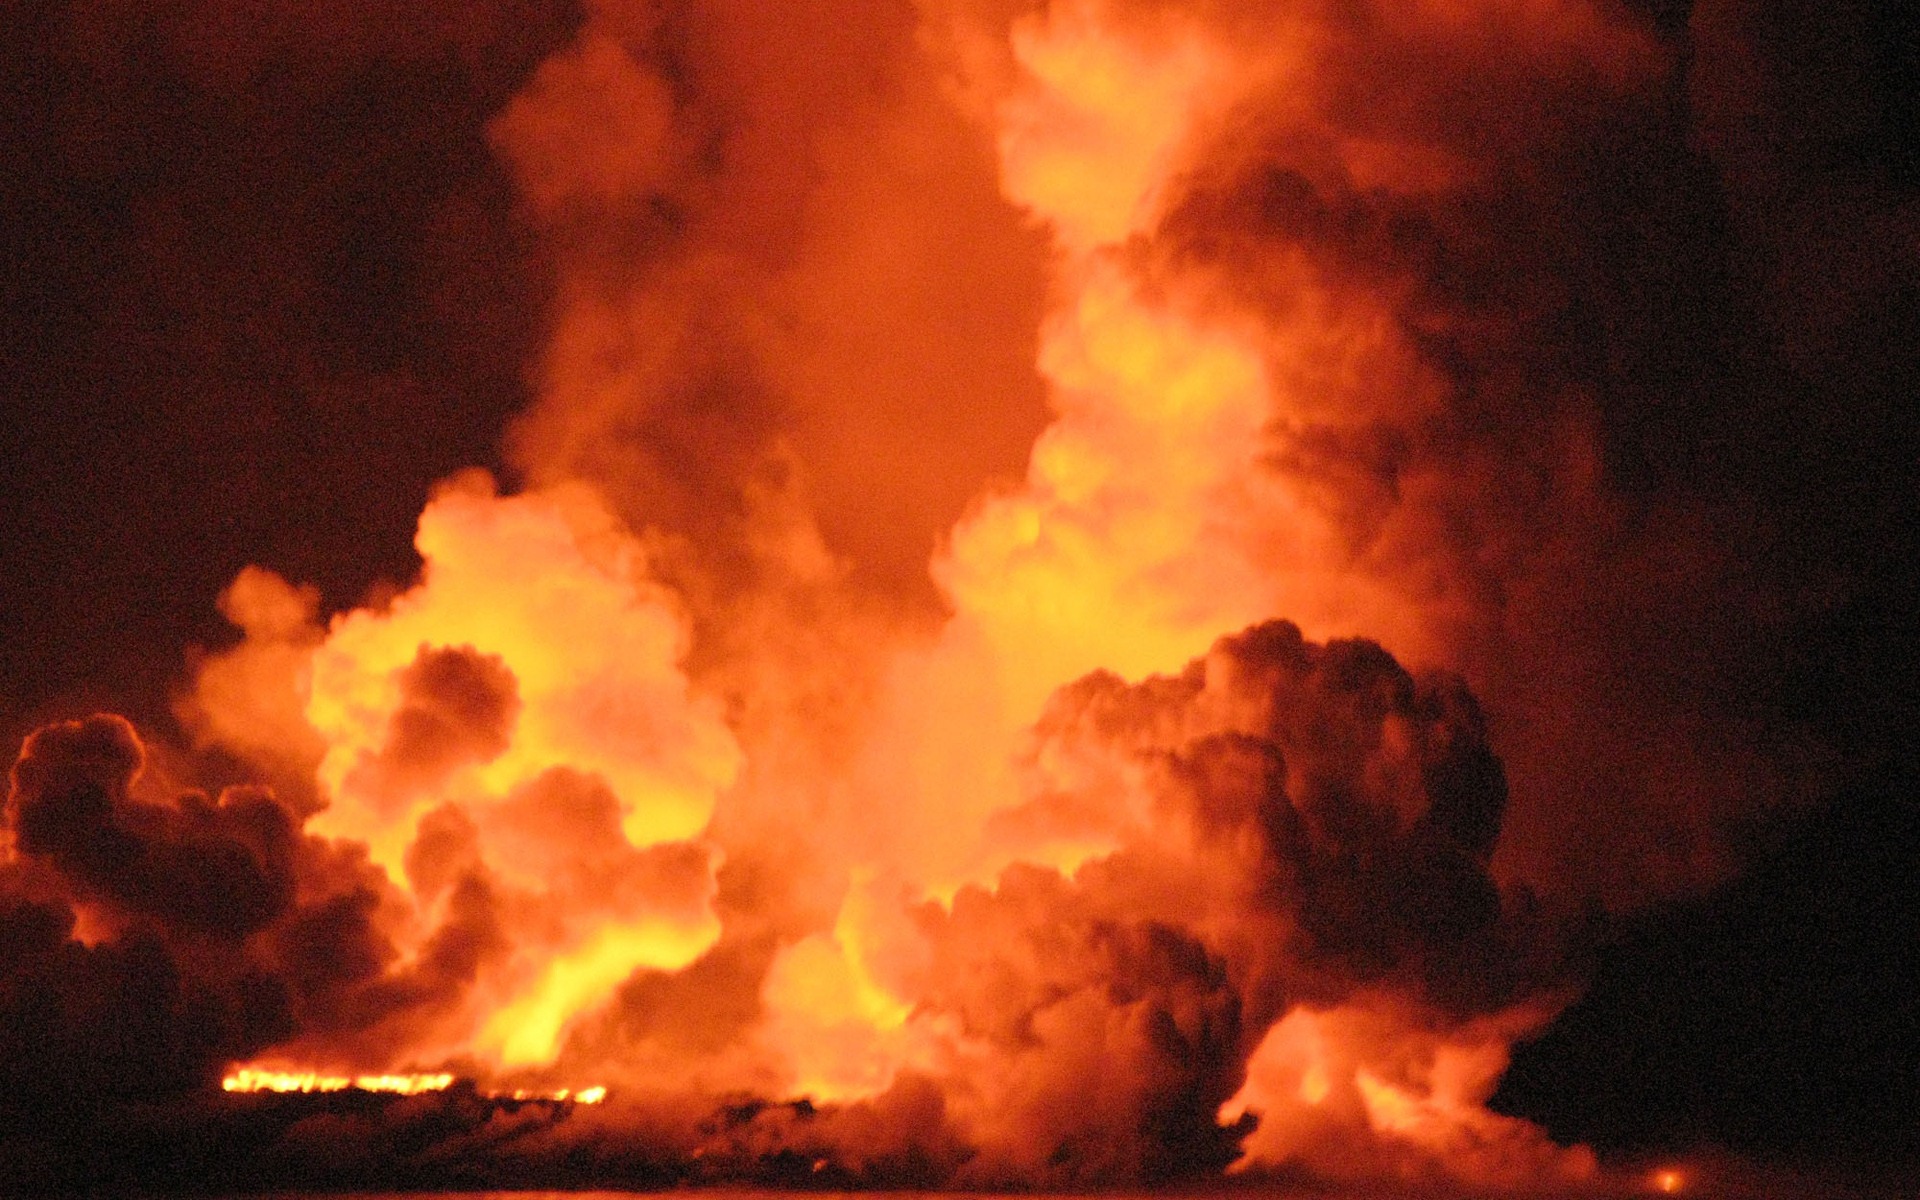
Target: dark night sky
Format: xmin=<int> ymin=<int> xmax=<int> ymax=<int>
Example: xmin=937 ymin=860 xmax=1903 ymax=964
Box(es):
xmin=1 ymin=0 xmax=1917 ymax=1187
xmin=1 ymin=1 xmax=579 ymax=745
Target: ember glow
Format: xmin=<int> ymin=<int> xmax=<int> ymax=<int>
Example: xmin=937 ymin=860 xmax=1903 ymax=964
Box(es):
xmin=219 ymin=1068 xmax=605 ymax=1104
xmin=4 ymin=0 xmax=1906 ymax=1194
xmin=221 ymin=1069 xmax=457 ymax=1097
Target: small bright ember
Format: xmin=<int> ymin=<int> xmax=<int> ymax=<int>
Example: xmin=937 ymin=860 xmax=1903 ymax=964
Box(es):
xmin=505 ymin=1084 xmax=608 ymax=1104
xmin=1653 ymin=1168 xmax=1686 ymax=1193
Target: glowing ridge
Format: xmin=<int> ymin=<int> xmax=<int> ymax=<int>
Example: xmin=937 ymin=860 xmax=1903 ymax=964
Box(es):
xmin=220 ymin=1067 xmax=605 ymax=1104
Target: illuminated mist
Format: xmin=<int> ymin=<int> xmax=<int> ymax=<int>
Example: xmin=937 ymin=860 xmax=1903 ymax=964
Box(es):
xmin=4 ymin=0 xmax=1877 ymax=1193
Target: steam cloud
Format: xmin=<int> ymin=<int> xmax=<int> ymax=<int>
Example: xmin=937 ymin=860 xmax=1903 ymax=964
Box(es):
xmin=5 ymin=0 xmax=1904 ymax=1192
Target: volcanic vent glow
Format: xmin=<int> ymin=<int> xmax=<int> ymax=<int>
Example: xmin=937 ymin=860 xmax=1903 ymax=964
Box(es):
xmin=1 ymin=0 xmax=1700 ymax=1189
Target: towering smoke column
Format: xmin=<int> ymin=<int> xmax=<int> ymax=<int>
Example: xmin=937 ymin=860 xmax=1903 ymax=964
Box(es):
xmin=744 ymin=1 xmax=1620 ymax=1182
xmin=5 ymin=0 xmax=1782 ymax=1190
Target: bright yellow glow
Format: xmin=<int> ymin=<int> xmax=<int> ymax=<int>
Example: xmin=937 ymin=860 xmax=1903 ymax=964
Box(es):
xmin=222 ymin=1068 xmax=454 ymax=1095
xmin=758 ymin=919 xmax=938 ymax=1103
xmin=308 ymin=482 xmax=739 ymax=880
xmin=998 ymin=0 xmax=1217 ymax=250
xmin=480 ymin=912 xmax=721 ymax=1066
xmin=223 ymin=1066 xmax=607 ymax=1104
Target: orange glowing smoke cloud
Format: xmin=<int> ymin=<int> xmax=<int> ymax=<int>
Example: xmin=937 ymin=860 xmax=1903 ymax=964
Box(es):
xmin=189 ymin=474 xmax=735 ymax=1072
xmin=28 ymin=0 xmax=1682 ymax=1188
xmin=751 ymin=4 xmax=1613 ymax=1182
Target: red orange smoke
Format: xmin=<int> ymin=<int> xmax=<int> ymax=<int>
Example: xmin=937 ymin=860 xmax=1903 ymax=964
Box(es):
xmin=3 ymin=0 xmax=1791 ymax=1190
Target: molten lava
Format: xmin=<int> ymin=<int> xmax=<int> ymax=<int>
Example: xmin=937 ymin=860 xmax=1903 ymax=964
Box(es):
xmin=220 ymin=1068 xmax=605 ymax=1104
xmin=221 ymin=1069 xmax=456 ymax=1097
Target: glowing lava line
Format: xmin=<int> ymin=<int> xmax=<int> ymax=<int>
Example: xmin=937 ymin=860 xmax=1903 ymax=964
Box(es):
xmin=221 ymin=1067 xmax=605 ymax=1104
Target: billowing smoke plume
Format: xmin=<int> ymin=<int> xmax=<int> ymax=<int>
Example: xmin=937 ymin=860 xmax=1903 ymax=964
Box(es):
xmin=4 ymin=624 xmax=1588 ymax=1188
xmin=0 ymin=714 xmax=392 ymax=1174
xmin=4 ymin=0 xmax=1883 ymax=1191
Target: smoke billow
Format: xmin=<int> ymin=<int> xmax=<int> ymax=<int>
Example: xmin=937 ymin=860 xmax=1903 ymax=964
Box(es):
xmin=5 ymin=0 xmax=1903 ymax=1192
xmin=0 ymin=717 xmax=375 ymax=1149
xmin=3 ymin=623 xmax=1587 ymax=1189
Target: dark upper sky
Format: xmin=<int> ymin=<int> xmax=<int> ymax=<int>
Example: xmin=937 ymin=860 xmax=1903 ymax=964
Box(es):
xmin=1 ymin=0 xmax=1916 ymax=1186
xmin=0 ymin=0 xmax=582 ymax=745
